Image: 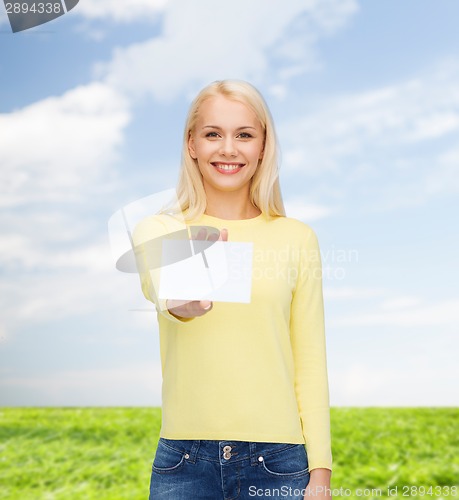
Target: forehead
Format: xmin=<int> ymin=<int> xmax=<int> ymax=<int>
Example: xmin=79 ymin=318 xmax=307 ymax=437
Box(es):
xmin=196 ymin=95 xmax=261 ymax=128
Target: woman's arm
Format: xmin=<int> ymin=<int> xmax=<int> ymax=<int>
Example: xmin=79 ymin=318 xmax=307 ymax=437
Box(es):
xmin=289 ymin=225 xmax=333 ymax=472
xmin=132 ymin=215 xmax=194 ymax=323
xmin=132 ymin=218 xmax=228 ymax=322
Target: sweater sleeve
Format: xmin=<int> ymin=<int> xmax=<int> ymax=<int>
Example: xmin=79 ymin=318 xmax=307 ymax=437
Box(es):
xmin=132 ymin=215 xmax=194 ymax=324
xmin=289 ymin=226 xmax=332 ymax=471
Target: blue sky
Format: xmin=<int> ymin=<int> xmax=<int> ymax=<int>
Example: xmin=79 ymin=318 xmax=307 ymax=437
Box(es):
xmin=1 ymin=0 xmax=458 ymax=407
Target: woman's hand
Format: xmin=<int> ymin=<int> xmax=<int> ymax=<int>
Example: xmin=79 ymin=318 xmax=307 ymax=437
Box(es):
xmin=166 ymin=298 xmax=213 ymax=319
xmin=166 ymin=227 xmax=228 ymax=319
xmin=304 ymin=468 xmax=332 ymax=499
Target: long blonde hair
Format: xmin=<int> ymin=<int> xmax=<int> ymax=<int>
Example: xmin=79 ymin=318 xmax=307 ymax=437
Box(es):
xmin=166 ymin=80 xmax=285 ymax=221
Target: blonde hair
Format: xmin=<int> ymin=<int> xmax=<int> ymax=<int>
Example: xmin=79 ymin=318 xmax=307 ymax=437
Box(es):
xmin=165 ymin=80 xmax=285 ymax=221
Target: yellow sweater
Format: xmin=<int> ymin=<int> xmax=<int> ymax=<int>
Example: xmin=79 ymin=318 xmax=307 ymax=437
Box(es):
xmin=132 ymin=212 xmax=332 ymax=471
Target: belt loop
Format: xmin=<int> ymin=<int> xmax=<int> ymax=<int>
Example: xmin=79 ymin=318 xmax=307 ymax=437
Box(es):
xmin=249 ymin=442 xmax=258 ymax=466
xmin=187 ymin=440 xmax=200 ymax=464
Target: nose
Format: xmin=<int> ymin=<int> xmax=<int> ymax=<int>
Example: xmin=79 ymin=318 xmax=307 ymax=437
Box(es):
xmin=219 ymin=137 xmax=237 ymax=157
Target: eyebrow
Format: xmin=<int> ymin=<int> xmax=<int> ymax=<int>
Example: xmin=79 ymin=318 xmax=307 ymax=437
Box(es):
xmin=202 ymin=125 xmax=257 ymax=131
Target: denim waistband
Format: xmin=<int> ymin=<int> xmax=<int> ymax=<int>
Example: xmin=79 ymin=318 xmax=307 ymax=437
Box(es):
xmin=158 ymin=438 xmax=303 ymax=466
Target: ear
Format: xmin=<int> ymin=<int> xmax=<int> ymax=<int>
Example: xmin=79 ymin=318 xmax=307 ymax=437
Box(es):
xmin=188 ymin=132 xmax=197 ymax=160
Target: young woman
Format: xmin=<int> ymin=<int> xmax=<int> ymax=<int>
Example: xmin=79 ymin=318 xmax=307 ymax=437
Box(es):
xmin=133 ymin=80 xmax=332 ymax=499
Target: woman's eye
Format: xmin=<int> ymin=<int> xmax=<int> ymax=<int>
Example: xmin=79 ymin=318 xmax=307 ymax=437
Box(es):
xmin=205 ymin=132 xmax=219 ymax=138
xmin=238 ymin=132 xmax=253 ymax=139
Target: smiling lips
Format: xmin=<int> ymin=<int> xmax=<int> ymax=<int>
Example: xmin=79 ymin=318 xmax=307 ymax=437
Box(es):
xmin=211 ymin=162 xmax=245 ymax=174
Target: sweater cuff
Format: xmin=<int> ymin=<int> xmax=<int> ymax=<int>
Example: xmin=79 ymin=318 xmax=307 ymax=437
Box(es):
xmin=301 ymin=408 xmax=333 ymax=472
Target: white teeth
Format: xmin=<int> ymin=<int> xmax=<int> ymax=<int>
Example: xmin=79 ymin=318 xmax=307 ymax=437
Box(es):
xmin=214 ymin=163 xmax=241 ymax=171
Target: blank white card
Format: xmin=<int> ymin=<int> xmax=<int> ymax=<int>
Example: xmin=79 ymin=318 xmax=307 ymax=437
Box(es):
xmin=158 ymin=240 xmax=253 ymax=303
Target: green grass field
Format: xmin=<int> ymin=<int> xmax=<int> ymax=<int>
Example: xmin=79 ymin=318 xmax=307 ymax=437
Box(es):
xmin=0 ymin=407 xmax=457 ymax=499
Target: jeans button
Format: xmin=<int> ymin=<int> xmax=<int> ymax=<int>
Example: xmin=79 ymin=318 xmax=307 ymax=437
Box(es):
xmin=223 ymin=446 xmax=232 ymax=452
xmin=223 ymin=452 xmax=232 ymax=460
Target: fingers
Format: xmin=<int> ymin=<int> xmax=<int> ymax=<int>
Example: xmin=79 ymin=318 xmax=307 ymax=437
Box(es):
xmin=191 ymin=227 xmax=229 ymax=242
xmin=193 ymin=228 xmax=208 ymax=241
xmin=166 ymin=299 xmax=213 ymax=319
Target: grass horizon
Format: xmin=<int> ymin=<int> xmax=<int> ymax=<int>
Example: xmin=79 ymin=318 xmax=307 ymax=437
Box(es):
xmin=1 ymin=407 xmax=457 ymax=499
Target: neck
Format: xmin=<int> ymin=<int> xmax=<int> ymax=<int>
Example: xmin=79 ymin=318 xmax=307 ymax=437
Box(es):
xmin=203 ymin=187 xmax=261 ymax=220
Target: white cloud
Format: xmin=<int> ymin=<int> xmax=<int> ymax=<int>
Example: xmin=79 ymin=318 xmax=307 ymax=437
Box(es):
xmin=0 ymin=226 xmax=154 ymax=332
xmin=0 ymin=82 xmax=138 ymax=339
xmin=0 ymin=218 xmax=112 ymax=274
xmin=329 ymin=298 xmax=459 ymax=328
xmin=0 ymin=271 xmax=118 ymax=326
xmin=282 ymin=71 xmax=459 ymax=169
xmin=0 ymin=323 xmax=7 ymax=344
xmin=330 ymin=360 xmax=458 ymax=406
xmin=0 ymin=362 xmax=163 ymax=406
xmin=418 ymin=145 xmax=459 ymax=197
xmin=284 ymin=197 xmax=334 ymax=221
xmin=268 ymin=84 xmax=288 ymax=101
xmin=0 ymin=82 xmax=130 ymax=207
xmin=98 ymin=0 xmax=358 ymax=101
xmin=0 ymin=0 xmax=168 ymax=32
xmin=405 ymin=111 xmax=459 ymax=142
xmin=278 ymin=59 xmax=459 ymax=208
xmin=75 ymin=0 xmax=169 ymax=23
xmin=380 ymin=296 xmax=422 ymax=311
xmin=323 ymin=286 xmax=387 ymax=300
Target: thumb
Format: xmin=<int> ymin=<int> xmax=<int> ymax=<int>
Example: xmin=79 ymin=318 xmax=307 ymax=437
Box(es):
xmin=200 ymin=300 xmax=212 ymax=310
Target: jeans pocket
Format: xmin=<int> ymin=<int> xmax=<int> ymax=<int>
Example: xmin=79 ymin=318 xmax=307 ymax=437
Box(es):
xmin=152 ymin=438 xmax=187 ymax=474
xmin=259 ymin=444 xmax=309 ymax=478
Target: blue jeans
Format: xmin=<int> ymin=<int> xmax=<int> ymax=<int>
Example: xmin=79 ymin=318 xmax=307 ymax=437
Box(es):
xmin=149 ymin=438 xmax=310 ymax=499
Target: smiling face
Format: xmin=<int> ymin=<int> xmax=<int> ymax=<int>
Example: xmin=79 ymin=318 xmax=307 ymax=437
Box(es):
xmin=187 ymin=95 xmax=265 ymax=199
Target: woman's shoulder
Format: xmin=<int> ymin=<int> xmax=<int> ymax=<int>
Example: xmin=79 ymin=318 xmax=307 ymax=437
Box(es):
xmin=271 ymin=215 xmax=318 ymax=240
